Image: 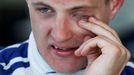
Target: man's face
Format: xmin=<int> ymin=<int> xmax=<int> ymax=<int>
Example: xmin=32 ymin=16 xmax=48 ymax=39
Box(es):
xmin=27 ymin=0 xmax=112 ymax=73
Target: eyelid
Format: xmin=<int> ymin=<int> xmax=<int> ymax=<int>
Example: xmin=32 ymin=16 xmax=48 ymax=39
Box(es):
xmin=34 ymin=5 xmax=55 ymax=14
xmin=74 ymin=14 xmax=93 ymax=22
xmin=73 ymin=11 xmax=93 ymax=18
xmin=79 ymin=15 xmax=90 ymax=22
xmin=32 ymin=2 xmax=54 ymax=11
xmin=37 ymin=7 xmax=54 ymax=13
xmin=37 ymin=7 xmax=53 ymax=13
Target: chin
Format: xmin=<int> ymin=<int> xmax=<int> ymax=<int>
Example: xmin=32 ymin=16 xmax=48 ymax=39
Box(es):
xmin=44 ymin=49 xmax=87 ymax=73
xmin=54 ymin=66 xmax=83 ymax=73
xmin=49 ymin=59 xmax=87 ymax=73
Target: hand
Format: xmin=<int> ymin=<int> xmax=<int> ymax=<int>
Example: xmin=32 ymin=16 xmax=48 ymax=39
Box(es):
xmin=75 ymin=17 xmax=131 ymax=75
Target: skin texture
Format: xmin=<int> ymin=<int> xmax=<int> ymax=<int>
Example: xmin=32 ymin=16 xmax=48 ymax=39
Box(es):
xmin=26 ymin=0 xmax=131 ymax=75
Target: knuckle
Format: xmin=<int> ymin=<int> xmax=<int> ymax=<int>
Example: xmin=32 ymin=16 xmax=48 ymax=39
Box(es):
xmin=112 ymin=29 xmax=118 ymax=35
xmin=111 ymin=45 xmax=122 ymax=56
xmin=118 ymin=47 xmax=131 ymax=61
xmin=120 ymin=47 xmax=131 ymax=60
xmin=96 ymin=35 xmax=105 ymax=39
xmin=109 ymin=28 xmax=118 ymax=36
xmin=108 ymin=30 xmax=114 ymax=35
xmin=127 ymin=50 xmax=131 ymax=60
xmin=107 ymin=29 xmax=119 ymax=39
xmin=95 ymin=35 xmax=102 ymax=40
xmin=95 ymin=35 xmax=106 ymax=43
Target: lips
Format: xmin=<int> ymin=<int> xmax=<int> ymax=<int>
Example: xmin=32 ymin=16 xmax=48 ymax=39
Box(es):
xmin=51 ymin=45 xmax=79 ymax=57
xmin=51 ymin=45 xmax=78 ymax=51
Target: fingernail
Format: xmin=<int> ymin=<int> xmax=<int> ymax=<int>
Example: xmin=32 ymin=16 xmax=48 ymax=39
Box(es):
xmin=74 ymin=51 xmax=80 ymax=56
xmin=89 ymin=17 xmax=96 ymax=22
xmin=79 ymin=20 xmax=86 ymax=24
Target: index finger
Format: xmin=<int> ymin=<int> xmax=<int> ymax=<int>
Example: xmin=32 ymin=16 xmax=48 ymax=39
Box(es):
xmin=78 ymin=17 xmax=121 ymax=44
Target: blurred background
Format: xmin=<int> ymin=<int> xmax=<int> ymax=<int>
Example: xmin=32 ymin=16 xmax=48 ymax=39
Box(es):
xmin=0 ymin=0 xmax=31 ymax=47
xmin=0 ymin=0 xmax=134 ymax=61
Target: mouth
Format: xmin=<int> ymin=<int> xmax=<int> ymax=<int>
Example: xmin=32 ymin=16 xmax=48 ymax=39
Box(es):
xmin=50 ymin=45 xmax=79 ymax=57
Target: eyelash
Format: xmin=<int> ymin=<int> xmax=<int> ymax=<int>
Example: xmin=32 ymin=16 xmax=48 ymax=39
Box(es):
xmin=37 ymin=7 xmax=54 ymax=14
xmin=80 ymin=15 xmax=90 ymax=19
xmin=36 ymin=7 xmax=94 ymax=20
xmin=73 ymin=14 xmax=93 ymax=21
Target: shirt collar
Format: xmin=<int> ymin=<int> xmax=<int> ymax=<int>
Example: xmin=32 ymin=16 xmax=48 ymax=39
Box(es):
xmin=28 ymin=32 xmax=54 ymax=74
xmin=27 ymin=32 xmax=85 ymax=75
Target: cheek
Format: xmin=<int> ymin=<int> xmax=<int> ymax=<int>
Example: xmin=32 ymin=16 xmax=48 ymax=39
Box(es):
xmin=72 ymin=21 xmax=95 ymax=37
xmin=31 ymin=20 xmax=51 ymax=39
xmin=31 ymin=12 xmax=53 ymax=36
xmin=30 ymin=12 xmax=54 ymax=48
xmin=30 ymin=8 xmax=53 ymax=35
xmin=31 ymin=19 xmax=54 ymax=57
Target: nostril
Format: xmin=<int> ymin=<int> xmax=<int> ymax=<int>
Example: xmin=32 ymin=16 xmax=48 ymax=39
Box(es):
xmin=51 ymin=28 xmax=73 ymax=42
xmin=51 ymin=45 xmax=55 ymax=48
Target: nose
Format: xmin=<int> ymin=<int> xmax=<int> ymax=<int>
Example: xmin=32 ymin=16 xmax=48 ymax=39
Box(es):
xmin=51 ymin=15 xmax=73 ymax=43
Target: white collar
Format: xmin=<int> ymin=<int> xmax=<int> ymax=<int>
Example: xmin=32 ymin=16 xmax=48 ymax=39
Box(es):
xmin=27 ymin=32 xmax=85 ymax=75
xmin=28 ymin=32 xmax=54 ymax=75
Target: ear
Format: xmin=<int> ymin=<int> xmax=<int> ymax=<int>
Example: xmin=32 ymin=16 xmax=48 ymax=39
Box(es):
xmin=25 ymin=0 xmax=30 ymax=8
xmin=25 ymin=0 xmax=28 ymax=4
xmin=109 ymin=0 xmax=124 ymax=20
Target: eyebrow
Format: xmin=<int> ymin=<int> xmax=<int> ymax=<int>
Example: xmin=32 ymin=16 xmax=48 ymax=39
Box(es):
xmin=31 ymin=2 xmax=52 ymax=8
xmin=71 ymin=5 xmax=96 ymax=11
xmin=31 ymin=2 xmax=96 ymax=11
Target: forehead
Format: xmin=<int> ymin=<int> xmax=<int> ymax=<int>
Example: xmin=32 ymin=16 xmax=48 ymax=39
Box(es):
xmin=30 ymin=0 xmax=105 ymax=9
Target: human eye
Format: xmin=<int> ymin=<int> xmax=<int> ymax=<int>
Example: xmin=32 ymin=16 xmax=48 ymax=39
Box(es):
xmin=37 ymin=7 xmax=54 ymax=14
xmin=79 ymin=15 xmax=90 ymax=21
xmin=73 ymin=14 xmax=93 ymax=22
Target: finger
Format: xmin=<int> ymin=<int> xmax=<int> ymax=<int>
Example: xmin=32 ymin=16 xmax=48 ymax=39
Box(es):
xmin=119 ymin=47 xmax=131 ymax=65
xmin=75 ymin=35 xmax=122 ymax=57
xmin=75 ymin=37 xmax=100 ymax=56
xmin=75 ymin=35 xmax=114 ymax=56
xmin=79 ymin=20 xmax=121 ymax=45
xmin=88 ymin=18 xmax=131 ymax=63
xmin=80 ymin=38 xmax=100 ymax=56
xmin=89 ymin=17 xmax=121 ymax=42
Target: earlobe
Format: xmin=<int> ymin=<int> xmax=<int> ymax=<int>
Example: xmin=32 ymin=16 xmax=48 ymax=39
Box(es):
xmin=109 ymin=0 xmax=124 ymax=19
